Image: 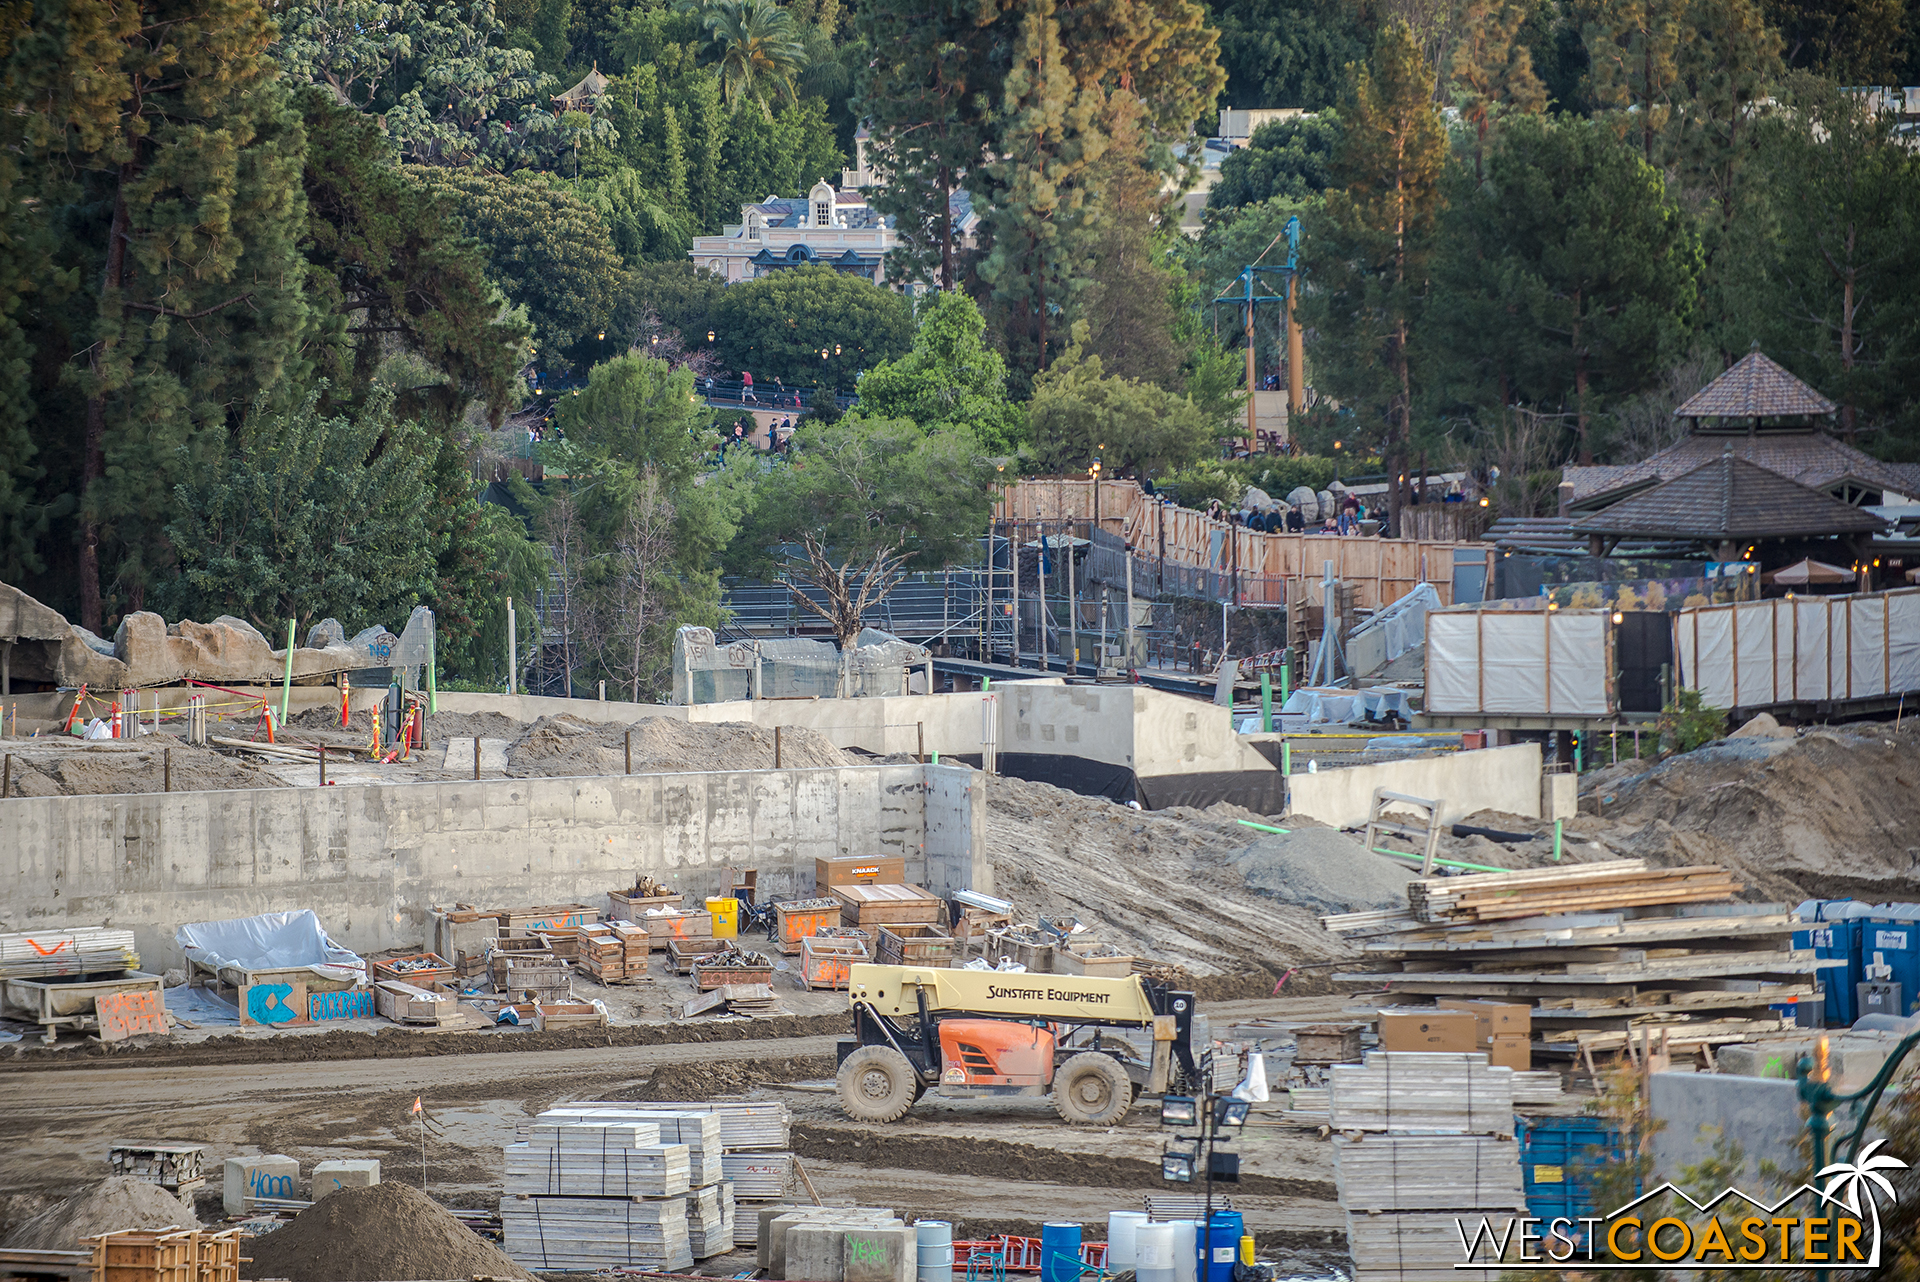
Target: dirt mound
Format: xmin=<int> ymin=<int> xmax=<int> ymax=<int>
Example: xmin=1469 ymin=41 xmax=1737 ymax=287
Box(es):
xmin=982 ymin=774 xmax=1349 ymax=978
xmin=624 ymin=1053 xmax=837 ymax=1099
xmin=0 ymin=743 xmax=281 ymax=797
xmin=1 ymin=1177 xmax=197 ymax=1250
xmin=425 ymin=710 xmax=529 ymax=741
xmin=507 ymin=715 xmax=851 ymax=777
xmin=240 ymin=1182 xmax=534 ymax=1282
xmin=1232 ymin=827 xmax=1414 ymax=915
xmin=1581 ymin=723 xmax=1920 ymax=900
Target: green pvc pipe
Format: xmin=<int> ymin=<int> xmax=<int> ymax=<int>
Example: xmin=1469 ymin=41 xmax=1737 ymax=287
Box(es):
xmin=1282 ymin=740 xmax=1291 ymax=776
xmin=1370 ymin=846 xmax=1510 ymax=874
xmin=1280 ymin=648 xmax=1291 ymax=702
xmin=1260 ymin=672 xmax=1273 ymax=732
xmin=280 ymin=619 xmax=296 ymax=727
xmin=1238 ymin=819 xmax=1291 ymax=835
xmin=428 ymin=632 xmax=438 ymax=714
xmin=1553 ymin=818 xmax=1563 ymax=862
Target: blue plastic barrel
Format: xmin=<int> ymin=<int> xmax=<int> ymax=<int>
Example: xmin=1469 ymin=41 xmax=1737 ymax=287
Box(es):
xmin=1200 ymin=1212 xmax=1244 ymax=1282
xmin=1040 ymin=1224 xmax=1081 ymax=1282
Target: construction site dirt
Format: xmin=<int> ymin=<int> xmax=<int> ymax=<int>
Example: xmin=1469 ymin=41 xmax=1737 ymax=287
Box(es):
xmin=0 ymin=996 xmax=1354 ymax=1266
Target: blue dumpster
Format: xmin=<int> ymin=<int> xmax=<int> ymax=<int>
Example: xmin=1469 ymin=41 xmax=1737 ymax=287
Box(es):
xmin=1516 ymin=1115 xmax=1633 ymax=1248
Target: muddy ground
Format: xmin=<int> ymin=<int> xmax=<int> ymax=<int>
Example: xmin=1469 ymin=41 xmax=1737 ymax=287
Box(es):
xmin=0 ymin=996 xmax=1356 ymax=1271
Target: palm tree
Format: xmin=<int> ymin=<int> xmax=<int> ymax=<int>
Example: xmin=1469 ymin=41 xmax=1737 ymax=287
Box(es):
xmin=1817 ymin=1138 xmax=1909 ymax=1259
xmin=680 ymin=0 xmax=809 ymax=113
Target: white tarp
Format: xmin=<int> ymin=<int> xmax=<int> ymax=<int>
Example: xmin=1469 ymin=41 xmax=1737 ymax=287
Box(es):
xmin=1676 ymin=587 xmax=1920 ymax=708
xmin=1425 ymin=608 xmax=1614 ymax=716
xmin=1349 ymin=582 xmax=1440 ymax=666
xmin=176 ymin=910 xmax=365 ymax=983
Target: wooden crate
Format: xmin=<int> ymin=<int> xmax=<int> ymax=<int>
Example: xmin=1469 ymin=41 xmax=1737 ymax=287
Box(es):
xmin=988 ymin=931 xmax=1055 ymax=973
xmin=1054 ymin=945 xmax=1133 ymax=978
xmin=496 ymin=904 xmax=598 ymax=933
xmin=607 ymin=890 xmax=683 ymax=922
xmin=371 ymin=953 xmax=454 ymax=987
xmin=643 ymin=912 xmax=714 ymax=950
xmin=693 ymin=954 xmax=774 ymax=990
xmin=533 ymin=929 xmax=579 ymax=960
xmin=773 ymin=899 xmax=843 ymax=955
xmin=107 ymin=1143 xmax=205 ymax=1194
xmin=373 ymin=980 xmax=457 ymax=1025
xmin=815 ymin=855 xmax=906 ymax=890
xmin=800 ymin=935 xmax=868 ymax=991
xmin=833 ymin=884 xmax=943 ymax=928
xmin=534 ymin=1001 xmax=608 ymax=1032
xmin=196 ymin=1231 xmax=242 ymax=1282
xmin=875 ymin=924 xmax=954 ymax=968
xmin=1292 ymin=1023 xmax=1367 ymax=1065
xmin=85 ymin=1229 xmax=200 ymax=1282
xmin=668 ymin=937 xmax=731 ymax=975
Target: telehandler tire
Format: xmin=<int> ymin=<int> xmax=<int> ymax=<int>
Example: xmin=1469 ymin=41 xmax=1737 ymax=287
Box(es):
xmin=1053 ymin=1051 xmax=1132 ymax=1125
xmin=838 ymin=1045 xmax=920 ymax=1122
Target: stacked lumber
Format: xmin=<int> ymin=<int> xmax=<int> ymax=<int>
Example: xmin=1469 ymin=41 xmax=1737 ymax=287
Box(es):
xmin=1326 ymin=862 xmax=1814 ymax=1059
xmin=506 ymin=1122 xmax=689 ymax=1197
xmin=540 ymin=1108 xmax=725 ymax=1188
xmin=638 ymin=1101 xmax=793 ymax=1150
xmin=1329 ymin=1052 xmax=1523 ymax=1282
xmin=1407 ymin=860 xmax=1741 ymax=923
xmin=500 ymin=1194 xmax=693 ymax=1271
xmin=574 ymin=922 xmax=648 ymax=982
xmin=1 ymin=928 xmax=138 ymax=980
xmin=556 ymin=1101 xmax=794 ymax=1239
xmin=685 ymin=1182 xmax=737 ymax=1259
xmin=683 ymin=982 xmax=777 ymax=1017
xmin=721 ymin=1151 xmax=793 ymax=1200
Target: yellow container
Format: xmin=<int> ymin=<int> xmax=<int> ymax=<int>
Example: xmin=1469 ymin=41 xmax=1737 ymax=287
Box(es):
xmin=705 ymin=897 xmax=740 ymax=938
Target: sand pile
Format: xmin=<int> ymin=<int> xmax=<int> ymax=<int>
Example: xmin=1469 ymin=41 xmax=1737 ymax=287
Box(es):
xmin=1579 ymin=722 xmax=1920 ymax=900
xmin=1 ymin=1177 xmax=197 ymax=1250
xmin=0 ymin=742 xmax=280 ymax=797
xmin=506 ymin=715 xmax=851 ymax=777
xmin=1231 ymin=827 xmax=1416 ymax=914
xmin=241 ymin=1182 xmax=534 ymax=1282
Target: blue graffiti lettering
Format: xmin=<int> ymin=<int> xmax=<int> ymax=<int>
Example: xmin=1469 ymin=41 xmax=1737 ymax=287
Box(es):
xmin=309 ymin=990 xmax=373 ymax=1021
xmin=247 ymin=983 xmax=297 ymax=1024
xmin=249 ymin=1171 xmax=294 ymax=1198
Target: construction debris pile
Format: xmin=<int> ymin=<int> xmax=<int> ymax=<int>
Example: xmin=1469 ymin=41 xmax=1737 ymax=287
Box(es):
xmin=241 ymin=1182 xmax=534 ymax=1282
xmin=1326 ymin=859 xmax=1816 ymax=1066
xmin=0 ymin=1178 xmax=199 ymax=1251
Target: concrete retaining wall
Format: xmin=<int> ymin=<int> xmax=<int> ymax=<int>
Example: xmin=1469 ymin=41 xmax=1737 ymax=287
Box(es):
xmin=0 ymin=763 xmax=985 ymax=970
xmin=1283 ymin=741 xmax=1544 ymax=829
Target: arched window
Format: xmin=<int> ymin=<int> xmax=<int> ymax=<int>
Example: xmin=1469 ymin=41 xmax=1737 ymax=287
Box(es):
xmin=810 ymin=180 xmax=834 ymax=228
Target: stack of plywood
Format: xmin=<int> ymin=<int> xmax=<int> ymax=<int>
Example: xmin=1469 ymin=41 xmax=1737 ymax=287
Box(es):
xmin=685 ymin=1182 xmax=737 ymax=1259
xmin=531 ymin=1107 xmax=737 ymax=1259
xmin=503 ymin=1116 xmax=694 ymax=1271
xmin=578 ymin=1099 xmax=794 ymax=1247
xmin=1325 ymin=861 xmax=1816 ymax=1064
xmin=1330 ymin=1052 xmax=1524 ymax=1282
xmin=1 ymin=928 xmax=139 ymax=980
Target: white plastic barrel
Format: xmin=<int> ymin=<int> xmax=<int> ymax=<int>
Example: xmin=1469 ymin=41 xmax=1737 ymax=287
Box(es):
xmin=1107 ymin=1211 xmax=1149 ymax=1268
xmin=1170 ymin=1220 xmax=1199 ymax=1282
xmin=1136 ymin=1222 xmax=1176 ymax=1282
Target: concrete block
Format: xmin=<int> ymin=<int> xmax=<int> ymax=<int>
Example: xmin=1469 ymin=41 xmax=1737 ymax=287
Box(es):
xmin=843 ymin=1222 xmax=915 ymax=1282
xmin=223 ymin=1155 xmax=299 ymax=1215
xmin=1649 ymin=1073 xmax=1802 ymax=1190
xmin=1541 ymin=771 xmax=1576 ymax=821
xmin=311 ymin=1159 xmax=380 ymax=1197
xmin=765 ymin=1211 xmax=896 ymax=1276
xmin=787 ymin=1224 xmax=850 ymax=1282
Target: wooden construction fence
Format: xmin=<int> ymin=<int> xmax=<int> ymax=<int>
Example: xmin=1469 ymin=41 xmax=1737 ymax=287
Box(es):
xmin=997 ymin=478 xmax=1490 ymax=610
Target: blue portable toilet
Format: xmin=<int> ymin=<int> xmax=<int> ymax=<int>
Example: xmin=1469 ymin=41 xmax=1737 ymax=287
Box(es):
xmin=1515 ymin=1115 xmax=1633 ymax=1249
xmin=1858 ymin=903 xmax=1920 ymax=1018
xmin=1795 ymin=899 xmax=1863 ymax=1027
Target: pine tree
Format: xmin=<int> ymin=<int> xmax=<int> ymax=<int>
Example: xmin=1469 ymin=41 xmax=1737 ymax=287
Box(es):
xmin=1308 ymin=19 xmax=1447 ymax=532
xmin=1584 ymin=0 xmax=1684 ymax=163
xmin=1448 ymin=0 xmax=1547 ymax=182
xmin=29 ymin=0 xmax=319 ymax=629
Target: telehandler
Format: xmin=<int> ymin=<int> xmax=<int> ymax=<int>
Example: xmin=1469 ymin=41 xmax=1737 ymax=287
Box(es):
xmin=834 ymin=962 xmax=1203 ymax=1125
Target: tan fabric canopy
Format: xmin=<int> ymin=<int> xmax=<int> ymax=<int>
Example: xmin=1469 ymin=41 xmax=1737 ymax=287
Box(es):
xmin=1763 ymin=558 xmax=1856 ymax=585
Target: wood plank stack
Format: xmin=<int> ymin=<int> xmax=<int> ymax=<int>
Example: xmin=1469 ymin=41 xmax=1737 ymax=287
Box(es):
xmin=1329 ymin=1052 xmax=1524 ymax=1282
xmin=500 ymin=1195 xmax=693 ymax=1271
xmin=685 ymin=1182 xmax=737 ymax=1259
xmin=1 ymin=928 xmax=139 ymax=980
xmin=569 ymin=1099 xmax=793 ymax=1247
xmin=506 ymin=1122 xmax=689 ymax=1197
xmin=1325 ymin=861 xmax=1815 ymax=1059
xmin=107 ymin=1143 xmax=205 ymax=1195
xmin=573 ymin=922 xmax=649 ymax=982
xmin=503 ymin=1111 xmax=707 ymax=1272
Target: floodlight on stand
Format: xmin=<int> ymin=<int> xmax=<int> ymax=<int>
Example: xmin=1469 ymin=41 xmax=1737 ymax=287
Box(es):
xmin=1161 ymin=1141 xmax=1198 ymax=1184
xmin=1214 ymin=1097 xmax=1250 ymax=1129
xmin=1208 ymin=1151 xmax=1241 ymax=1183
xmin=1160 ymin=1095 xmax=1197 ymax=1127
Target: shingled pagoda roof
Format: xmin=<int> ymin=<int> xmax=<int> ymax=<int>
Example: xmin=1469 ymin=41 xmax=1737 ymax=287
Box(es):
xmin=1674 ymin=350 xmax=1836 ymax=421
xmin=1567 ymin=453 xmax=1888 ymax=542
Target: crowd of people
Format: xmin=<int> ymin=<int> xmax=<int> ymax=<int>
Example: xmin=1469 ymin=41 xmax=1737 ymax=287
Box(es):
xmin=720 ymin=414 xmax=798 ymax=457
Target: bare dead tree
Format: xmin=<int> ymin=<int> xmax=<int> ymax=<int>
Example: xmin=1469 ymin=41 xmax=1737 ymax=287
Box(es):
xmin=781 ymin=532 xmax=915 ymax=652
xmin=593 ymin=471 xmax=681 ymax=703
xmin=538 ymin=490 xmax=590 ymax=695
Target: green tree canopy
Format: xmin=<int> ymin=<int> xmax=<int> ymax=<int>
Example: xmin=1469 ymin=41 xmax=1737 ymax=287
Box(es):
xmin=158 ymin=388 xmax=439 ymax=633
xmin=553 ymin=349 xmax=714 ymax=479
xmin=412 ymin=167 xmax=630 ymax=358
xmin=1027 ymin=328 xmax=1218 ymax=476
xmin=711 ymin=265 xmax=913 ymax=387
xmin=855 ymin=293 xmax=1026 ymax=454
xmin=731 ymin=415 xmax=999 ymax=646
xmin=1204 ymin=0 xmax=1376 ymax=112
xmin=1207 ymin=113 xmax=1342 ymax=210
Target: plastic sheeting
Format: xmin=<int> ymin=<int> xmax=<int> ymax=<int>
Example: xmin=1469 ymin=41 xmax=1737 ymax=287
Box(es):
xmin=1349 ymin=582 xmax=1440 ymax=667
xmin=1426 ymin=608 xmax=1614 ymax=716
xmin=176 ymin=910 xmax=365 ymax=983
xmin=1675 ymin=587 xmax=1920 ymax=709
xmin=1267 ymin=686 xmax=1415 ymax=727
